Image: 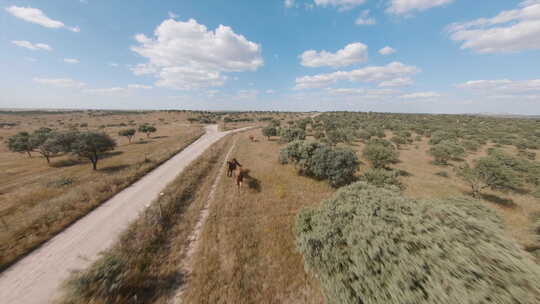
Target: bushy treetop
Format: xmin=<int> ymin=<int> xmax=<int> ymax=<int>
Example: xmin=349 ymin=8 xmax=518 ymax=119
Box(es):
xmin=296 ymin=182 xmax=540 ymax=304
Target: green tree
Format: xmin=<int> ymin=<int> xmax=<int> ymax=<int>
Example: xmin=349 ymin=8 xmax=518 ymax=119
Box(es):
xmin=361 ymin=168 xmax=404 ymax=190
xmin=279 ymin=128 xmax=306 ymax=143
xmin=428 ymin=140 xmax=465 ymax=165
xmin=29 ymin=128 xmax=57 ymax=163
xmin=295 ymin=182 xmax=540 ymax=304
xmin=6 ymin=132 xmax=34 ymax=157
xmin=261 ymin=126 xmax=277 ymax=140
xmin=457 ymin=156 xmax=522 ymax=198
xmin=362 ymin=142 xmax=399 ymax=169
xmin=70 ymin=132 xmax=117 ymax=170
xmin=138 ymin=124 xmax=157 ymax=138
xmin=118 ymin=129 xmax=136 ymax=143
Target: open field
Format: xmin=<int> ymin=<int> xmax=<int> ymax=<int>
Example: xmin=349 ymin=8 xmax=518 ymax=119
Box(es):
xmin=4 ymin=111 xmax=540 ymax=304
xmin=0 ymin=110 xmax=205 ymax=270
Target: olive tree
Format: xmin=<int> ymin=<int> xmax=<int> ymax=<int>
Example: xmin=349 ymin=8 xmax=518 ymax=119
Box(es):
xmin=295 ymin=182 xmax=540 ymax=304
xmin=138 ymin=124 xmax=157 ymax=138
xmin=279 ymin=128 xmax=306 ymax=143
xmin=6 ymin=132 xmax=34 ymax=157
xmin=362 ymin=141 xmax=399 ymax=169
xmin=428 ymin=140 xmax=465 ymax=165
xmin=118 ymin=129 xmax=136 ymax=143
xmin=70 ymin=132 xmax=117 ymax=170
xmin=279 ymin=140 xmax=359 ymax=188
xmin=261 ymin=126 xmax=277 ymax=140
xmin=29 ymin=128 xmax=58 ymax=163
xmin=457 ymin=156 xmax=521 ymax=198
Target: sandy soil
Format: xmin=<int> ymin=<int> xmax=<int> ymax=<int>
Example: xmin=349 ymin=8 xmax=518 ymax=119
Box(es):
xmin=0 ymin=125 xmax=249 ymax=304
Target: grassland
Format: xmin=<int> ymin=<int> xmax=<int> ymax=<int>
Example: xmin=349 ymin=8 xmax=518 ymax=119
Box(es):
xmin=60 ymin=134 xmax=235 ymax=304
xmin=184 ymin=129 xmax=331 ymax=304
xmin=0 ymin=111 xmax=204 ymax=271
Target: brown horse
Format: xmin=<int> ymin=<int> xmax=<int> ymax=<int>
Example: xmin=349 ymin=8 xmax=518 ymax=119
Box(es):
xmin=227 ymin=158 xmax=242 ymax=177
xmin=235 ymin=168 xmax=246 ymax=192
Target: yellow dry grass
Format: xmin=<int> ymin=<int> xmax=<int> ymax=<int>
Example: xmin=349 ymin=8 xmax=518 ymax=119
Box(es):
xmin=0 ymin=111 xmax=204 ymax=270
xmin=184 ymin=130 xmax=331 ymax=304
xmin=59 ymin=134 xmax=235 ymax=304
xmin=388 ymin=138 xmax=540 ymax=248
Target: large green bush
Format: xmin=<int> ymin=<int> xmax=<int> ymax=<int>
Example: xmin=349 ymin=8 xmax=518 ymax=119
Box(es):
xmin=279 ymin=127 xmax=306 ymax=143
xmin=279 ymin=140 xmax=358 ymax=187
xmin=428 ymin=140 xmax=465 ymax=165
xmin=295 ymin=182 xmax=540 ymax=304
xmin=362 ymin=141 xmax=399 ymax=168
xmin=361 ymin=168 xmax=404 ymax=189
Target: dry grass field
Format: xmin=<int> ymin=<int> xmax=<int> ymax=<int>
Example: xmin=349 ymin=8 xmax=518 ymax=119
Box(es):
xmin=0 ymin=110 xmax=204 ymax=270
xmin=184 ymin=129 xmax=331 ymax=304
xmin=184 ymin=127 xmax=540 ymax=302
xmin=54 ymin=115 xmax=539 ymax=304
xmin=60 ymin=134 xmax=236 ymax=304
xmin=369 ymin=137 xmax=540 ymax=250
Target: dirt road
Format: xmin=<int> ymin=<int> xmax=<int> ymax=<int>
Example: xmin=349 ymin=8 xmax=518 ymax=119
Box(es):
xmin=0 ymin=125 xmax=248 ymax=304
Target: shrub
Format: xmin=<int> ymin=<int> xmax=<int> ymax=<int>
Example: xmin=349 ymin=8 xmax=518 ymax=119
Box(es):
xmin=435 ymin=171 xmax=449 ymax=178
xmin=428 ymin=130 xmax=457 ymax=145
xmin=279 ymin=140 xmax=359 ymax=187
xmin=462 ymin=139 xmax=480 ymax=151
xmin=279 ymin=128 xmax=306 ymax=143
xmin=428 ymin=140 xmax=465 ymax=165
xmin=362 ymin=141 xmax=399 ymax=169
xmin=457 ymin=156 xmax=522 ymax=198
xmin=261 ymin=126 xmax=277 ymax=140
xmin=309 ymin=146 xmax=359 ymax=187
xmin=118 ymin=129 xmax=136 ymax=143
xmin=71 ymin=132 xmax=117 ymax=170
xmin=6 ymin=131 xmax=33 ymax=157
xmin=295 ymin=182 xmax=540 ymax=304
xmin=138 ymin=124 xmax=157 ymax=138
xmin=361 ymin=168 xmax=404 ymax=189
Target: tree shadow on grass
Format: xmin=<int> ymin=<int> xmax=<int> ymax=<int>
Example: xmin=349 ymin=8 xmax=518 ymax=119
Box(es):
xmin=100 ymin=164 xmax=131 ymax=174
xmin=51 ymin=158 xmax=84 ymax=168
xmin=134 ymin=140 xmax=151 ymax=145
xmin=480 ymin=193 xmax=517 ymax=208
xmin=100 ymin=151 xmax=124 ymax=159
xmin=152 ymin=136 xmax=169 ymax=140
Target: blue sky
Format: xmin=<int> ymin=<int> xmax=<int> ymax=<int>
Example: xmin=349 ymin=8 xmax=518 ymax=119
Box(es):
xmin=1 ymin=0 xmax=540 ymax=114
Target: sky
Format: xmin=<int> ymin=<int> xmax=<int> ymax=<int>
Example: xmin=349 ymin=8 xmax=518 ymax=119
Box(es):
xmin=1 ymin=0 xmax=540 ymax=114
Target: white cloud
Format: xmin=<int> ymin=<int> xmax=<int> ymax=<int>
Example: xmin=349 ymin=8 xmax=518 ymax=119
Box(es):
xmin=400 ymin=91 xmax=441 ymax=99
xmin=285 ymin=0 xmax=295 ymax=8
xmin=128 ymin=84 xmax=153 ymax=89
xmin=266 ymin=89 xmax=276 ymax=94
xmin=84 ymin=87 xmax=128 ymax=95
xmin=295 ymin=61 xmax=420 ymax=89
xmin=5 ymin=6 xmax=80 ymax=32
xmin=64 ymin=58 xmax=80 ymax=64
xmin=300 ymin=42 xmax=368 ymax=68
xmin=447 ymin=1 xmax=540 ymax=53
xmin=12 ymin=40 xmax=52 ymax=51
xmin=378 ymin=77 xmax=413 ymax=87
xmin=457 ymin=79 xmax=540 ymax=100
xmin=355 ymin=10 xmax=376 ymax=25
xmin=387 ymin=0 xmax=454 ymax=15
xmin=236 ymin=89 xmax=259 ymax=99
xmin=84 ymin=84 xmax=153 ymax=95
xmin=131 ymin=18 xmax=263 ymax=90
xmin=314 ymin=0 xmax=366 ymax=11
xmin=378 ymin=46 xmax=396 ymax=55
xmin=109 ymin=62 xmax=119 ymax=67
xmin=327 ymin=88 xmax=399 ymax=98
xmin=33 ymin=78 xmax=86 ymax=88
xmin=168 ymin=11 xmax=179 ymax=18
